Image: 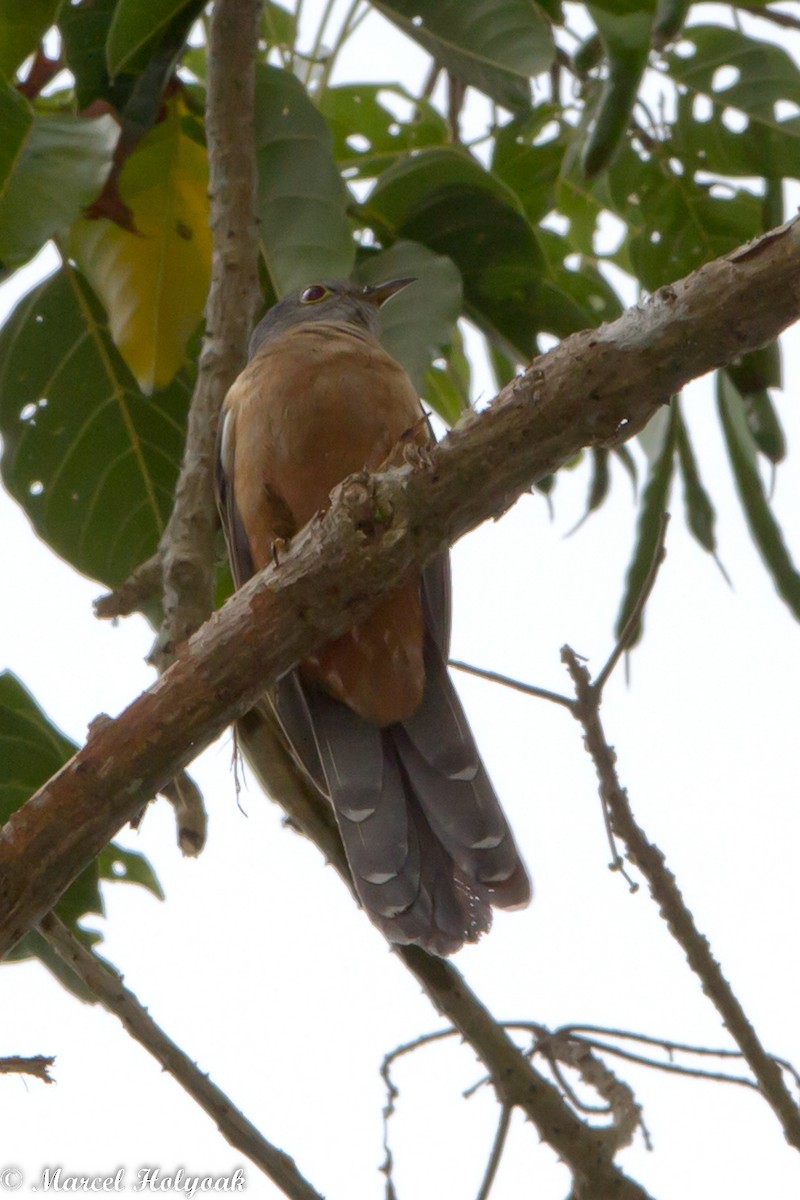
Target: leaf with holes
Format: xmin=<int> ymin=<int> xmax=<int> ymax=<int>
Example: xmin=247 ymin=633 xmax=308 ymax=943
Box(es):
xmin=627 ymin=167 xmax=763 ymax=290
xmin=318 ymin=83 xmax=449 ymax=181
xmin=70 ymin=96 xmax=210 ymax=393
xmin=364 ymin=146 xmax=545 ymax=359
xmin=670 ymin=90 xmax=800 ymax=182
xmin=0 ymin=94 xmax=117 ymax=274
xmin=0 ymin=671 xmax=163 ymax=997
xmin=354 ymin=240 xmax=463 ymax=397
xmin=0 ymin=265 xmax=191 ymax=587
xmin=371 ymin=0 xmax=554 ymax=111
xmin=255 ymin=64 xmax=354 ymax=295
xmin=668 ymin=25 xmax=800 ymax=124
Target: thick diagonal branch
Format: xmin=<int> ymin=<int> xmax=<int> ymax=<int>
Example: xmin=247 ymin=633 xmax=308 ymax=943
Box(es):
xmin=1 ymin=219 xmax=800 ymax=958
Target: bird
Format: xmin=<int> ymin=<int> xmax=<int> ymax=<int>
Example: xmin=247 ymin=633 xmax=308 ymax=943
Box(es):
xmin=215 ymin=276 xmax=531 ymax=955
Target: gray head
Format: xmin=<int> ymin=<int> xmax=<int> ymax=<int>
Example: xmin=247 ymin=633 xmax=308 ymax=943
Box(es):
xmin=248 ymin=277 xmax=414 ymax=359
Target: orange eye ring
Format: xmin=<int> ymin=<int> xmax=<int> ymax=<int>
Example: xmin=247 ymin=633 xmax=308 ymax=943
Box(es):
xmin=300 ymin=284 xmax=330 ymax=304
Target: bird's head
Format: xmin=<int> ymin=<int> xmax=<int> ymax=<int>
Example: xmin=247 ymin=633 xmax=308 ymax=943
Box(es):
xmin=248 ymin=277 xmax=415 ymax=358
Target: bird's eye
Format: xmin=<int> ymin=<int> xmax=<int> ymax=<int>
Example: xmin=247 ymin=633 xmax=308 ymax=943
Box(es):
xmin=300 ymin=284 xmax=330 ymax=304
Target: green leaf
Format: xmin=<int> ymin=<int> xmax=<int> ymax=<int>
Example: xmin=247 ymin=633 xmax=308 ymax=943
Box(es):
xmin=0 ymin=671 xmax=163 ymax=997
xmin=364 ymin=146 xmax=544 ymax=359
xmin=254 ymin=64 xmax=354 ymax=295
xmin=61 ymin=0 xmax=135 ymax=110
xmin=492 ymin=106 xmax=568 ymax=224
xmin=535 ymin=229 xmax=623 ymax=334
xmin=318 ymin=83 xmax=449 ymax=181
xmin=106 ymin=0 xmax=198 ymax=77
xmin=0 ymin=265 xmax=191 ymax=587
xmin=717 ymin=373 xmax=800 ymax=619
xmin=652 ymin=0 xmax=690 ymax=45
xmin=0 ymin=82 xmax=33 ymax=201
xmin=558 ymin=140 xmax=649 ymax=260
xmin=627 ymin=167 xmax=763 ymax=290
xmin=97 ymin=844 xmax=165 ymax=899
xmin=615 ymin=405 xmax=676 ymax=644
xmin=568 ymin=446 xmax=610 ymax=533
xmin=612 ymin=443 xmax=638 ymax=497
xmin=0 ymin=105 xmax=117 ymax=273
xmin=0 ymin=671 xmax=77 ymax=826
xmin=488 ymin=343 xmax=518 ymax=389
xmin=667 ymin=26 xmax=800 ymax=125
xmin=6 ymin=929 xmax=102 ymax=1003
xmin=0 ymin=0 xmax=61 ymax=80
xmin=582 ymin=1 xmax=655 ymax=178
xmin=422 ymin=325 xmax=471 ymax=426
xmin=740 ymin=389 xmax=786 ymax=465
xmin=354 ymin=240 xmax=463 ymax=396
xmin=669 ymin=90 xmax=800 ymax=182
xmin=674 ymin=403 xmax=718 ymax=555
xmin=370 ymin=0 xmax=554 ymax=112
xmin=262 ymin=1 xmax=297 ymax=49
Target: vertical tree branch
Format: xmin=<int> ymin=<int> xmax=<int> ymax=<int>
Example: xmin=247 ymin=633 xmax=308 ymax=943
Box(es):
xmin=157 ymin=0 xmax=263 ymax=652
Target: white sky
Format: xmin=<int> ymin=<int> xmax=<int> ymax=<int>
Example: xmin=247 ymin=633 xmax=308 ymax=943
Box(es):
xmin=3 ymin=3 xmax=800 ymax=1198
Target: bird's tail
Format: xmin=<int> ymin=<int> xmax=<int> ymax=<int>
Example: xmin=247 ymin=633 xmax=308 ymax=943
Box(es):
xmin=275 ymin=638 xmax=531 ymax=957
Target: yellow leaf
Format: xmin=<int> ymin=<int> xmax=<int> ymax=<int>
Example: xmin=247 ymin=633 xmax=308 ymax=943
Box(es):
xmin=71 ymin=98 xmax=211 ymax=393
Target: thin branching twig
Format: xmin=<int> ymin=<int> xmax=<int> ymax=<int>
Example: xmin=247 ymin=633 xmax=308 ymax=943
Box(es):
xmin=0 ymin=1054 xmax=55 ymax=1083
xmin=39 ymin=914 xmax=323 ymax=1200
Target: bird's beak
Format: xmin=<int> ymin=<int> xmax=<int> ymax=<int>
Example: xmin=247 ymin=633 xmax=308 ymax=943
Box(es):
xmin=362 ymin=277 xmax=416 ymax=307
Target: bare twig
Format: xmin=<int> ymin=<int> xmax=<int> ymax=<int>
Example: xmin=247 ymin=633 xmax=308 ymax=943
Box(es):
xmin=561 ymin=647 xmax=800 ymax=1150
xmin=475 ymin=1105 xmax=512 ymax=1200
xmin=38 ymin=913 xmax=323 ymax=1200
xmin=450 ymin=659 xmax=574 ymax=708
xmin=94 ymin=554 xmax=161 ymax=620
xmin=0 ymin=1054 xmax=55 ymax=1083
xmin=735 ymin=2 xmax=800 ymax=31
